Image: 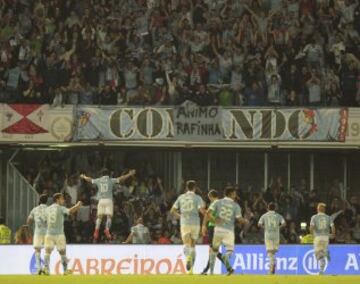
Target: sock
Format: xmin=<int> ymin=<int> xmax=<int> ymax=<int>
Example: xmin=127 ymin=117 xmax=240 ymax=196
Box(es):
xmin=223 ymin=251 xmax=233 ymax=271
xmin=268 ymin=252 xmax=276 ymax=271
xmin=106 ymin=216 xmax=112 ymax=230
xmin=44 ymin=253 xmax=50 ymax=270
xmin=209 ymin=250 xmax=217 ymax=274
xmin=217 ymin=252 xmax=225 ymax=264
xmin=35 ymin=251 xmax=41 ymax=271
xmin=184 ymin=245 xmax=191 ymax=259
xmin=319 ymin=257 xmax=326 ymax=273
xmin=61 ymin=255 xmax=68 ymax=271
xmin=190 ymin=247 xmax=196 ymax=265
xmin=203 ymin=260 xmax=210 ymax=273
xmin=95 ymin=217 xmax=102 ymax=230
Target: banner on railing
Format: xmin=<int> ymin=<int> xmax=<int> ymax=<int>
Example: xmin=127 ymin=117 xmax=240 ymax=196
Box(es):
xmin=74 ymin=106 xmax=174 ymax=141
xmin=174 ymin=101 xmax=223 ymax=141
xmin=0 ymin=104 xmax=350 ymax=143
xmin=74 ymin=106 xmax=348 ymax=142
xmin=0 ymin=104 xmax=73 ymax=142
xmin=0 ymin=245 xmax=359 ymax=275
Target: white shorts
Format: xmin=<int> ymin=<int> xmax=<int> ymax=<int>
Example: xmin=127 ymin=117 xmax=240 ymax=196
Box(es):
xmin=265 ymin=239 xmax=280 ymax=252
xmin=212 ymin=227 xmax=235 ymax=252
xmin=97 ymin=199 xmax=113 ymax=216
xmin=45 ymin=234 xmax=66 ymax=251
xmin=181 ymin=225 xmax=200 ymax=241
xmin=33 ymin=234 xmax=45 ymax=249
xmin=314 ymin=236 xmax=329 ymax=254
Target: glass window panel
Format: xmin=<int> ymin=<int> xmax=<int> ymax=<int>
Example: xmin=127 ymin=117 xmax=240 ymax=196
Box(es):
xmin=290 ymin=152 xmax=310 ymax=191
xmin=314 ymin=152 xmax=343 ymax=201
xmin=238 ymin=151 xmax=264 ymax=192
xmin=210 ymin=151 xmax=236 ymax=190
xmin=268 ymin=152 xmax=288 ymax=191
xmin=182 ymin=150 xmax=207 ymax=191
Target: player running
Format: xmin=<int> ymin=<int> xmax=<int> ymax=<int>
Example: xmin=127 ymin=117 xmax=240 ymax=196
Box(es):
xmin=310 ymin=203 xmax=335 ymax=275
xmin=208 ymin=186 xmax=248 ymax=275
xmin=27 ymin=194 xmax=49 ymax=275
xmin=80 ymin=168 xmax=136 ymax=241
xmin=170 ymin=180 xmax=205 ymax=274
xmin=258 ymin=202 xmax=286 ymax=275
xmin=43 ymin=193 xmax=82 ymax=275
xmin=201 ymin=190 xmax=226 ymax=275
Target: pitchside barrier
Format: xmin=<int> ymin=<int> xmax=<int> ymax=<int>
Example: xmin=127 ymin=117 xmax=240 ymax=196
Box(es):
xmin=0 ymin=245 xmax=359 ymax=275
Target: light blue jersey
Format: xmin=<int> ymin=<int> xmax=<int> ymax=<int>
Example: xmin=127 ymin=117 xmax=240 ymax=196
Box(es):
xmin=310 ymin=213 xmax=334 ymax=237
xmin=131 ymin=224 xmax=150 ymax=244
xmin=258 ymin=211 xmax=285 ymax=240
xmin=46 ymin=204 xmax=70 ymax=235
xmin=209 ymin=197 xmax=242 ymax=231
xmin=173 ymin=191 xmax=205 ymax=226
xmin=92 ymin=176 xmax=118 ymax=200
xmin=28 ymin=204 xmax=48 ymax=236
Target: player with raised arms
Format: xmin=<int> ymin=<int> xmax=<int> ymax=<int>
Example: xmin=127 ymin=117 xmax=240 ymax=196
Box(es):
xmin=310 ymin=203 xmax=335 ymax=275
xmin=170 ymin=180 xmax=205 ymax=274
xmin=80 ymin=168 xmax=136 ymax=241
xmin=27 ymin=194 xmax=49 ymax=275
xmin=208 ymin=186 xmax=248 ymax=275
xmin=43 ymin=193 xmax=82 ymax=275
xmin=258 ymin=202 xmax=286 ymax=274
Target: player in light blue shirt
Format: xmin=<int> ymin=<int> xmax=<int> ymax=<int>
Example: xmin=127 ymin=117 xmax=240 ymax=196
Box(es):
xmin=310 ymin=203 xmax=335 ymax=275
xmin=43 ymin=193 xmax=82 ymax=275
xmin=258 ymin=202 xmax=286 ymax=274
xmin=27 ymin=194 xmax=48 ymax=275
xmin=171 ymin=180 xmax=205 ymax=274
xmin=80 ymin=168 xmax=136 ymax=241
xmin=123 ymin=218 xmax=150 ymax=244
xmin=207 ymin=187 xmax=248 ymax=275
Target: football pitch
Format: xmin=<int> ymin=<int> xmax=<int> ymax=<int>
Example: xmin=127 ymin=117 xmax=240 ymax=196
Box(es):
xmin=0 ymin=275 xmax=359 ymax=284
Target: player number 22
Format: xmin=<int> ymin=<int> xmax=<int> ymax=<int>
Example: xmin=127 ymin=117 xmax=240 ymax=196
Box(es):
xmin=219 ymin=206 xmax=232 ymax=222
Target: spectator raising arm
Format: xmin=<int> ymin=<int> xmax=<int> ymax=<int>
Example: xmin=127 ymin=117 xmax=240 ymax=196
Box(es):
xmin=117 ymin=169 xmax=136 ymax=183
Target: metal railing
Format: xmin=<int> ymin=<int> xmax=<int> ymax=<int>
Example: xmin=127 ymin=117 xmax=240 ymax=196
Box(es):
xmin=6 ymin=150 xmax=38 ymax=234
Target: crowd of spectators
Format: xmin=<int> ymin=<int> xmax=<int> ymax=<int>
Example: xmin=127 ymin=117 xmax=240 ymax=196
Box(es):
xmin=15 ymin=151 xmax=360 ymax=245
xmin=0 ymin=0 xmax=359 ymax=107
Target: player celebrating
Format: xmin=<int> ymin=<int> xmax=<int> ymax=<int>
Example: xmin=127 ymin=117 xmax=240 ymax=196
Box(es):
xmin=43 ymin=193 xmax=82 ymax=275
xmin=170 ymin=180 xmax=205 ymax=274
xmin=123 ymin=217 xmax=151 ymax=244
xmin=208 ymin=186 xmax=247 ymax=275
xmin=258 ymin=202 xmax=286 ymax=275
xmin=310 ymin=203 xmax=335 ymax=275
xmin=80 ymin=168 xmax=136 ymax=241
xmin=201 ymin=190 xmax=226 ymax=275
xmin=27 ymin=194 xmax=48 ymax=275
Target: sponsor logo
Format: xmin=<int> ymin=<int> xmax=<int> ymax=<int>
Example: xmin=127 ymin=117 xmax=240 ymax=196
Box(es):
xmin=302 ymin=249 xmax=328 ymax=275
xmin=52 ymin=255 xmax=186 ymax=275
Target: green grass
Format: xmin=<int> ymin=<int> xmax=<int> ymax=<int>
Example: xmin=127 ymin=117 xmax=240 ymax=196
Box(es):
xmin=0 ymin=275 xmax=359 ymax=284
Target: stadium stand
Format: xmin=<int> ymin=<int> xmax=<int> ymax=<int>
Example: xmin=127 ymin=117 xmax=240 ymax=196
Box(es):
xmin=0 ymin=0 xmax=358 ymax=106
